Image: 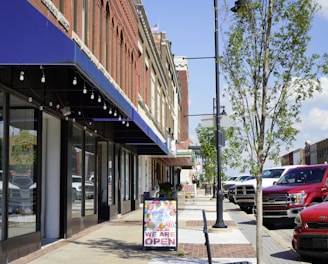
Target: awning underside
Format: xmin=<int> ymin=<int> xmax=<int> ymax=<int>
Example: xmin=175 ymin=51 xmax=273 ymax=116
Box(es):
xmin=157 ymin=156 xmax=193 ymax=168
xmin=0 ymin=1 xmax=168 ymax=155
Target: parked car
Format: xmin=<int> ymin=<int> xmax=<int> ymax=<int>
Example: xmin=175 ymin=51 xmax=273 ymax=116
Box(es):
xmin=9 ymin=175 xmax=36 ymax=214
xmin=227 ymin=175 xmax=255 ymax=204
xmin=292 ymin=197 xmax=328 ymax=261
xmin=222 ymin=176 xmax=238 ymax=198
xmin=261 ymin=164 xmax=328 ymax=226
xmin=235 ymin=165 xmax=306 ymax=214
xmin=72 ymin=175 xmax=94 ymax=200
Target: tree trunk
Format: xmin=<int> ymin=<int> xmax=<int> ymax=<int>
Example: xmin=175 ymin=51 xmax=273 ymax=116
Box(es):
xmin=256 ymin=174 xmax=263 ymax=263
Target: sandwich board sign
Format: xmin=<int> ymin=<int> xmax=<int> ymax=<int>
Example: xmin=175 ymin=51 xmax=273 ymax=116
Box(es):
xmin=142 ymin=198 xmax=177 ymax=250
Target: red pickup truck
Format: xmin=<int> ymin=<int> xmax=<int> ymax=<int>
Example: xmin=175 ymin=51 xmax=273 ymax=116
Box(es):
xmin=261 ymin=164 xmax=328 ymax=226
xmin=292 ymin=198 xmax=328 ymax=261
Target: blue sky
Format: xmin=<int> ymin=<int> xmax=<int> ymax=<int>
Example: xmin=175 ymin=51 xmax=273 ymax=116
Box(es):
xmin=142 ymin=0 xmax=328 ymax=168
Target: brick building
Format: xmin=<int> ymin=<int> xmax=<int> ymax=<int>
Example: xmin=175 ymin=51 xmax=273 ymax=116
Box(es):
xmin=0 ymin=1 xmax=192 ymax=262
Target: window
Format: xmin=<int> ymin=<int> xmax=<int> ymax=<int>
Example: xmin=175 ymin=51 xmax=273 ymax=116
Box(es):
xmin=150 ymin=72 xmax=155 ymax=115
xmin=0 ymin=91 xmax=3 ymax=240
xmin=137 ymin=50 xmax=142 ymax=94
xmin=92 ymin=0 xmax=96 ymax=52
xmin=130 ymin=54 xmax=134 ymax=99
xmin=8 ymin=95 xmax=38 ymax=238
xmin=108 ymin=142 xmax=114 ymax=205
xmin=98 ymin=141 xmax=114 ymax=207
xmin=71 ymin=125 xmax=83 ymax=218
xmin=99 ymin=0 xmax=103 ymax=61
xmin=125 ymin=152 xmax=130 ymax=200
xmin=59 ymin=0 xmax=64 ymax=12
xmin=157 ymin=87 xmax=160 ymax=122
xmin=85 ymin=133 xmax=95 ymax=215
xmin=145 ymin=64 xmax=149 ymax=104
xmin=162 ymin=93 xmax=165 ymax=130
xmin=74 ymin=0 xmax=77 ymax=32
xmin=71 ymin=126 xmax=96 ymax=217
xmin=105 ymin=2 xmax=110 ymax=70
xmin=120 ymin=149 xmax=131 ymax=201
xmin=133 ymin=155 xmax=137 ymax=200
xmin=120 ymin=31 xmax=123 ymax=88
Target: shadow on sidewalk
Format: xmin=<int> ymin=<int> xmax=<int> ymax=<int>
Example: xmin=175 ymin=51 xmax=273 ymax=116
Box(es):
xmin=270 ymin=249 xmax=303 ymax=262
xmin=71 ymin=237 xmax=179 ymax=260
xmin=236 ymin=220 xmax=256 ymax=226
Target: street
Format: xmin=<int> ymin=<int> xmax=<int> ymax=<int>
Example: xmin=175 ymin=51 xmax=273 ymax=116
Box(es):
xmin=248 ymin=213 xmax=296 ymax=250
xmin=227 ymin=199 xmax=317 ymax=264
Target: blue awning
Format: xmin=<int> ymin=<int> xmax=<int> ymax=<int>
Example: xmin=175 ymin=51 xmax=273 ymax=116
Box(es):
xmin=0 ymin=0 xmax=168 ymax=155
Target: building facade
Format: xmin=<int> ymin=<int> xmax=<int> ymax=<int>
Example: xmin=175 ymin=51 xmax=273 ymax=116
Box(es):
xmin=281 ymin=138 xmax=328 ymax=166
xmin=0 ymin=1 xmax=192 ymax=262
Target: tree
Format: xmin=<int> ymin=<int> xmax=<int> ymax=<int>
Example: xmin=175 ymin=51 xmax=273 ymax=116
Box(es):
xmin=196 ymin=125 xmax=217 ymax=183
xmin=196 ymin=124 xmax=234 ymax=182
xmin=220 ymin=0 xmax=328 ymax=262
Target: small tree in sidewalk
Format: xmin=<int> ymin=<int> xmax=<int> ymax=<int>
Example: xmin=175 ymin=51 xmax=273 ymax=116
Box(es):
xmin=196 ymin=126 xmax=217 ymax=184
xmin=220 ymin=0 xmax=328 ymax=263
xmin=196 ymin=125 xmax=233 ymax=182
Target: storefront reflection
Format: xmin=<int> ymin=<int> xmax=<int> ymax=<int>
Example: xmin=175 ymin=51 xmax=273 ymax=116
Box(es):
xmin=8 ymin=99 xmax=37 ymax=238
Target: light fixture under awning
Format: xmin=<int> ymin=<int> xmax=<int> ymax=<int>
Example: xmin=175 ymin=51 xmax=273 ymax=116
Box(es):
xmin=0 ymin=1 xmax=169 ymax=156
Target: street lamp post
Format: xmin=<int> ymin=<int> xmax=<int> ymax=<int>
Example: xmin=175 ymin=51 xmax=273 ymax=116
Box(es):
xmin=184 ymin=0 xmax=241 ymax=228
xmin=212 ymin=0 xmax=227 ymax=228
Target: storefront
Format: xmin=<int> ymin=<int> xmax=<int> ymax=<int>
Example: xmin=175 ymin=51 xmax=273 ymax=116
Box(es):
xmin=0 ymin=2 xmax=168 ymax=262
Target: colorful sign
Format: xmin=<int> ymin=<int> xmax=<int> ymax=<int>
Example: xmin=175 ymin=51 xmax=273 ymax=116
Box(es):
xmin=183 ymin=183 xmax=197 ymax=201
xmin=183 ymin=183 xmax=196 ymax=194
xmin=143 ymin=198 xmax=177 ymax=249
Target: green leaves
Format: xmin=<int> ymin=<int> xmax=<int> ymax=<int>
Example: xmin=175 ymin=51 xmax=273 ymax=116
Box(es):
xmin=196 ymin=126 xmax=217 ymax=182
xmin=219 ymin=0 xmax=328 ymax=174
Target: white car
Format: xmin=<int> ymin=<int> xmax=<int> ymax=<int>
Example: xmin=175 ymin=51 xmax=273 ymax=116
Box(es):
xmin=72 ymin=175 xmax=94 ymax=201
xmin=227 ymin=175 xmax=255 ymax=203
xmin=222 ymin=176 xmax=238 ymax=197
xmin=9 ymin=175 xmax=36 ymax=214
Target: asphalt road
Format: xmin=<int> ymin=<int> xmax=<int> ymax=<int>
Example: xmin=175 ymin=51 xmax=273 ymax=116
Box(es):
xmin=239 ymin=207 xmax=323 ymax=264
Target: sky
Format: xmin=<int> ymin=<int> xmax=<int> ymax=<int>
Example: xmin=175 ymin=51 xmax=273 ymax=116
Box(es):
xmin=142 ymin=0 xmax=328 ymax=171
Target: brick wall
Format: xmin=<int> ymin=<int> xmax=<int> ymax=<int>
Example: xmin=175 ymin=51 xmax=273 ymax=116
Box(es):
xmin=29 ymin=0 xmax=139 ymax=107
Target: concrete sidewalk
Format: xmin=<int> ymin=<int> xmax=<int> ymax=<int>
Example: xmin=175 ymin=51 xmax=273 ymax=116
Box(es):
xmin=11 ymin=189 xmax=303 ymax=264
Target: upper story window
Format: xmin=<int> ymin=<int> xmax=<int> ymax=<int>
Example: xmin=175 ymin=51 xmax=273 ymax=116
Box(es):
xmin=105 ymin=2 xmax=110 ymax=70
xmin=81 ymin=0 xmax=88 ymax=43
xmin=150 ymin=71 xmax=155 ymax=115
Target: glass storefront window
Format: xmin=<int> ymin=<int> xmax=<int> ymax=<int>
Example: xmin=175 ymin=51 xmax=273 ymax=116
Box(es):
xmin=133 ymin=155 xmax=137 ymax=200
xmin=125 ymin=152 xmax=130 ymax=200
xmin=98 ymin=141 xmax=114 ymax=207
xmin=120 ymin=151 xmax=124 ymax=200
xmin=8 ymin=95 xmax=37 ymax=238
xmin=120 ymin=149 xmax=131 ymax=201
xmin=71 ymin=125 xmax=82 ymax=218
xmin=108 ymin=143 xmax=114 ymax=205
xmin=85 ymin=132 xmax=95 ymax=216
xmin=0 ymin=91 xmax=3 ymax=240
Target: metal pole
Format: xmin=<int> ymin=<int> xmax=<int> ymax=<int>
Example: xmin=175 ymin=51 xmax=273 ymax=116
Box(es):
xmin=212 ymin=97 xmax=216 ymax=198
xmin=212 ymin=0 xmax=227 ymax=228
